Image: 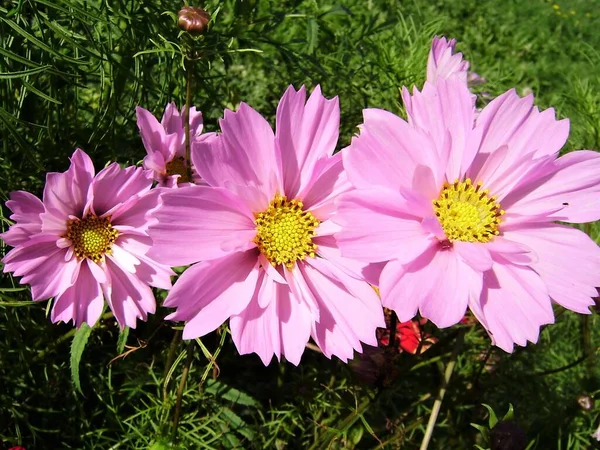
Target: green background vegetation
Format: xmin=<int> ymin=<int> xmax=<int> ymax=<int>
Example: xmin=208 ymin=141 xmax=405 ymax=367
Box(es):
xmin=1 ymin=0 xmax=599 ymax=448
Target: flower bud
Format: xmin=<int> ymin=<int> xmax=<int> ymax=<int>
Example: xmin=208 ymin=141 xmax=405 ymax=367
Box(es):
xmin=577 ymin=394 xmax=594 ymax=411
xmin=490 ymin=421 xmax=527 ymax=450
xmin=178 ymin=6 xmax=210 ymax=35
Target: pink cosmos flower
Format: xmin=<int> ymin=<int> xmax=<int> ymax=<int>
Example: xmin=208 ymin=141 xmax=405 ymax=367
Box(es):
xmin=148 ymin=85 xmax=385 ymax=365
xmin=333 ymin=77 xmax=600 ymax=352
xmin=136 ymin=103 xmax=205 ymax=187
xmin=427 ymin=36 xmax=470 ymax=84
xmin=1 ymin=149 xmax=174 ymax=328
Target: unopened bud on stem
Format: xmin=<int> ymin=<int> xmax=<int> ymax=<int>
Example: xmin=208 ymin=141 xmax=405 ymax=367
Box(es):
xmin=178 ymin=6 xmax=209 ymax=35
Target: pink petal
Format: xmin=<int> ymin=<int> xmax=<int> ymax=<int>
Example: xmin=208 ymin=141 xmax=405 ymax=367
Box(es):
xmin=3 ymin=235 xmax=78 ymax=300
xmin=258 ymin=253 xmax=287 ymax=285
xmin=314 ymin=234 xmax=384 ymax=286
xmin=501 ymin=150 xmax=600 ymax=223
xmin=206 ymin=103 xmax=279 ymax=195
xmin=343 ymin=108 xmax=431 ymax=191
xmin=230 ymin=273 xmax=279 ymax=365
xmin=148 ymin=186 xmax=256 ymax=266
xmin=380 ymin=258 xmax=425 ymax=322
xmin=51 ymin=260 xmax=104 ymax=327
xmin=299 ymin=152 xmax=352 ymax=219
xmin=108 ymin=244 xmax=140 ymax=274
xmin=111 ymin=189 xmax=160 ymax=233
xmin=188 ymin=106 xmax=204 ymax=138
xmin=230 ymin=273 xmax=313 ymax=366
xmin=333 ymin=188 xmax=433 ymax=263
xmin=418 ymin=249 xmax=473 ymax=328
xmin=102 ymin=257 xmax=156 ymax=328
xmin=301 ymin=259 xmax=384 ymax=361
xmin=467 ymin=90 xmax=569 ymax=199
xmin=426 ymin=36 xmax=469 ymax=84
xmin=453 ymin=241 xmax=493 ymax=271
xmin=475 ymin=90 xmax=569 ymax=159
xmin=89 ymin=164 xmax=153 ymax=217
xmin=503 ymin=224 xmax=600 ymax=314
xmin=116 ymin=235 xmax=174 ymax=290
xmin=284 ymin=262 xmax=320 ymax=321
xmin=381 ymin=245 xmax=473 ymax=327
xmin=275 ymin=85 xmax=340 ymax=198
xmin=136 ymin=106 xmax=172 ymax=160
xmin=142 ymin=151 xmax=167 ymax=177
xmin=403 ymin=79 xmax=481 ymax=181
xmin=43 ymin=148 xmax=94 ymax=218
xmin=87 ymin=258 xmax=107 ymax=284
xmin=160 ymin=102 xmax=182 ymax=134
xmin=0 ymin=191 xmax=44 ymax=246
xmin=486 ymin=236 xmax=536 ymax=266
xmin=474 ymin=262 xmax=554 ymax=352
xmin=164 ymin=251 xmax=259 ymax=339
xmin=162 ymin=104 xmax=204 ymax=152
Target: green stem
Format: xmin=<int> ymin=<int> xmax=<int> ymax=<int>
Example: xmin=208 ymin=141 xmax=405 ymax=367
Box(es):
xmin=163 ymin=329 xmax=182 ymax=402
xmin=419 ymin=328 xmax=465 ymax=450
xmin=172 ymin=341 xmax=195 ymax=441
xmin=183 ymin=58 xmax=193 ymax=181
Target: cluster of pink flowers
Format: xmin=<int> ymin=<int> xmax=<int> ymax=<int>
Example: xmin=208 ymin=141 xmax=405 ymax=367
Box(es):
xmin=3 ymin=37 xmax=600 ymax=364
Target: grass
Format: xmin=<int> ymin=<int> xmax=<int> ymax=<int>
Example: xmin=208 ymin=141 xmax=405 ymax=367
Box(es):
xmin=1 ymin=0 xmax=599 ymax=448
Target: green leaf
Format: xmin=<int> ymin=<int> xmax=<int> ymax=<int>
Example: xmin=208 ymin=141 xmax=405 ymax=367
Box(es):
xmin=0 ymin=106 xmax=45 ymax=170
xmin=204 ymin=379 xmax=259 ymax=407
xmin=0 ymin=16 xmax=85 ymax=65
xmin=502 ymin=403 xmax=515 ymax=422
xmin=306 ymin=17 xmax=319 ymax=54
xmin=70 ymin=323 xmax=93 ymax=394
xmin=21 ymin=80 xmax=62 ymax=104
xmin=482 ymin=403 xmax=498 ymax=429
xmin=220 ymin=407 xmax=254 ymax=441
xmin=470 ymin=423 xmax=489 ymax=435
xmin=0 ymin=65 xmax=51 ymax=79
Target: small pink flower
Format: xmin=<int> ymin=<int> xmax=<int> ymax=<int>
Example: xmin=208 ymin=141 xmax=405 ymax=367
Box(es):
xmin=334 ymin=77 xmax=600 ymax=353
xmin=592 ymin=422 xmax=600 ymax=441
xmin=149 ymin=85 xmax=385 ymax=365
xmin=427 ymin=36 xmax=470 ymax=84
xmin=1 ymin=149 xmax=174 ymax=328
xmin=136 ymin=103 xmax=208 ymax=187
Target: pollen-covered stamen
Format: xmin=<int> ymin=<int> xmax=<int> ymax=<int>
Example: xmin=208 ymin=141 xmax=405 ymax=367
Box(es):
xmin=433 ymin=178 xmax=504 ymax=243
xmin=254 ymin=195 xmax=320 ymax=269
xmin=65 ymin=215 xmax=119 ymax=263
xmin=165 ymin=156 xmax=191 ymax=184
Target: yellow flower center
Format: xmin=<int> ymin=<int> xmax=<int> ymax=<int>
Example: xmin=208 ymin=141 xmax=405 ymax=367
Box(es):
xmin=433 ymin=178 xmax=504 ymax=243
xmin=254 ymin=195 xmax=320 ymax=269
xmin=165 ymin=156 xmax=191 ymax=184
xmin=65 ymin=215 xmax=119 ymax=263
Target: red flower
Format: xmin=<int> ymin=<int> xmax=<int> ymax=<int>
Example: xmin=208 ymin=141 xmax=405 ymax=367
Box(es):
xmin=378 ymin=317 xmax=437 ymax=355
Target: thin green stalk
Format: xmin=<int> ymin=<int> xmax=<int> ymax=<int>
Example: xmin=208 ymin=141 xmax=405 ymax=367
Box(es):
xmin=172 ymin=340 xmax=195 ymax=440
xmin=162 ymin=329 xmax=182 ymax=402
xmin=183 ymin=58 xmax=193 ymax=180
xmin=419 ymin=328 xmax=465 ymax=450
